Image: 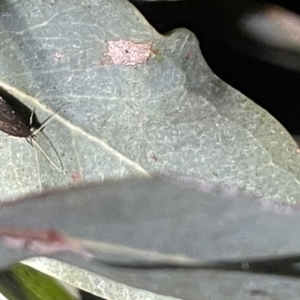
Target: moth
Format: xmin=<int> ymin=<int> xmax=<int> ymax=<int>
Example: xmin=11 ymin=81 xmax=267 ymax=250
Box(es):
xmin=0 ymin=94 xmax=64 ymax=172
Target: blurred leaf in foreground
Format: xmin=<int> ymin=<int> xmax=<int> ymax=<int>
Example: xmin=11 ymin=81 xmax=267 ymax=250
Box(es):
xmin=0 ymin=264 xmax=77 ymax=300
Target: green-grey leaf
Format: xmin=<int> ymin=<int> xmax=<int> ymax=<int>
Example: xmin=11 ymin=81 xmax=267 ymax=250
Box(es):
xmin=0 ymin=0 xmax=300 ymax=299
xmin=0 ymin=264 xmax=77 ymax=300
xmin=0 ymin=176 xmax=300 ymax=299
xmin=0 ymin=0 xmax=299 ymax=202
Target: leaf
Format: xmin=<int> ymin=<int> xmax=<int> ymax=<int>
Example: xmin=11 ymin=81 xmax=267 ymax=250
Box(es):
xmin=0 ymin=0 xmax=299 ymax=202
xmin=0 ymin=0 xmax=300 ymax=299
xmin=0 ymin=176 xmax=300 ymax=299
xmin=0 ymin=263 xmax=77 ymax=300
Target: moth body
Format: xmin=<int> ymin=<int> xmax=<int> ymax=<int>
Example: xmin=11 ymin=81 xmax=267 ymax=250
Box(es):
xmin=0 ymin=95 xmax=64 ymax=171
xmin=0 ymin=96 xmax=40 ymax=139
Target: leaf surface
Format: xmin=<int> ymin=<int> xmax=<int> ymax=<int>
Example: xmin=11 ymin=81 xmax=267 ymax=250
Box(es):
xmin=0 ymin=176 xmax=300 ymax=299
xmin=0 ymin=0 xmax=300 ymax=299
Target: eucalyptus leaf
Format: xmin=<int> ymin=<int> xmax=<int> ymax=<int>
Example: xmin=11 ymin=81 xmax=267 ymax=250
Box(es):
xmin=0 ymin=0 xmax=299 ymax=202
xmin=0 ymin=0 xmax=300 ymax=299
xmin=0 ymin=176 xmax=300 ymax=299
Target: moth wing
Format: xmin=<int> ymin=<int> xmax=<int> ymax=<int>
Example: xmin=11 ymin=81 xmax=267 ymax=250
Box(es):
xmin=0 ymin=97 xmax=30 ymax=137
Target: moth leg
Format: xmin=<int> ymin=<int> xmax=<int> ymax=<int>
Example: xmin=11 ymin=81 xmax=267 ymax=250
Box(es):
xmin=31 ymin=138 xmax=63 ymax=172
xmin=26 ymin=137 xmax=34 ymax=147
xmin=29 ymin=109 xmax=36 ymax=126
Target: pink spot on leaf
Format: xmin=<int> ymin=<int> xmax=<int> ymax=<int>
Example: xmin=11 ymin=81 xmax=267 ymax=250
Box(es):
xmin=0 ymin=226 xmax=92 ymax=259
xmin=55 ymin=51 xmax=63 ymax=59
xmin=72 ymin=172 xmax=82 ymax=182
xmin=103 ymin=40 xmax=152 ymax=66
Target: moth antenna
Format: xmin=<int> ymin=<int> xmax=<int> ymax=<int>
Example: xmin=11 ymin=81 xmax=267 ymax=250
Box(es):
xmin=40 ymin=131 xmax=64 ymax=171
xmin=31 ymin=138 xmax=63 ymax=172
xmin=33 ymin=104 xmax=66 ymax=136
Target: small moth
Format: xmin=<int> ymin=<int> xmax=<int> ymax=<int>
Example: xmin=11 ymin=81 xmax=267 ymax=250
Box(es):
xmin=0 ymin=93 xmax=64 ymax=172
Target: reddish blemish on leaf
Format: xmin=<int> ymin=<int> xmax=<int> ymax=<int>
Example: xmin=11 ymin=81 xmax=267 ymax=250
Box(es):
xmin=0 ymin=226 xmax=92 ymax=258
xmin=72 ymin=172 xmax=82 ymax=182
xmin=185 ymin=50 xmax=194 ymax=60
xmin=0 ymin=227 xmax=65 ymax=243
xmin=104 ymin=40 xmax=152 ymax=66
xmin=55 ymin=51 xmax=63 ymax=59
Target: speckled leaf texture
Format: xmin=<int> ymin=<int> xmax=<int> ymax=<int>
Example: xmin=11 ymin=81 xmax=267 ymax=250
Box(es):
xmin=0 ymin=0 xmax=300 ymax=299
